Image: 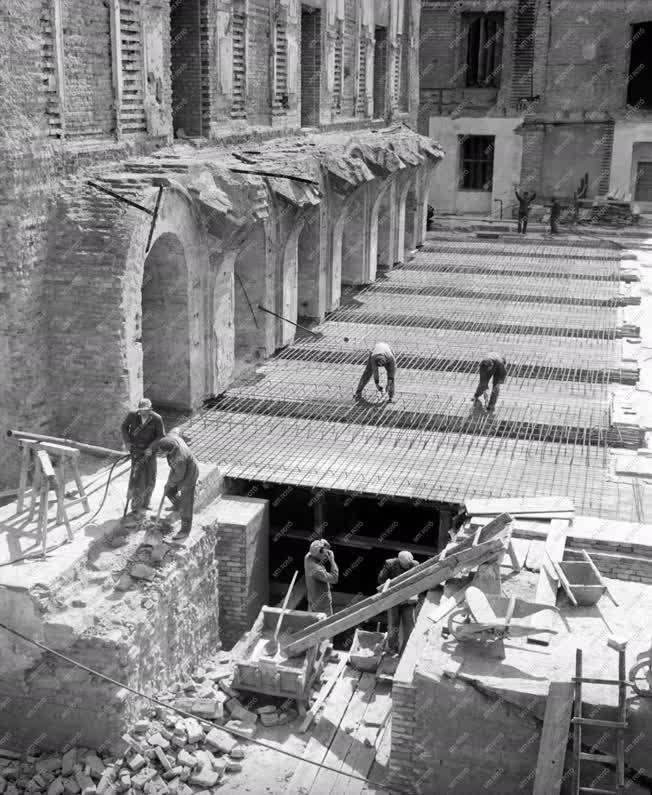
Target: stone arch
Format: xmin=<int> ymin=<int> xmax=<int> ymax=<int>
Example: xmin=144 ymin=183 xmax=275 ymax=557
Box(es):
xmin=123 ymin=185 xmax=208 ymax=413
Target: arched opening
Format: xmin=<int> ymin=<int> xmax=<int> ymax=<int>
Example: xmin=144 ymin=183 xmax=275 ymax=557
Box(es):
xmin=341 ymin=192 xmax=367 ymax=285
xmin=234 ymin=224 xmax=271 ymax=372
xmin=141 ymin=233 xmax=192 ymax=409
xmin=404 ymin=180 xmax=418 ymax=255
xmin=375 ymin=188 xmax=393 ymax=270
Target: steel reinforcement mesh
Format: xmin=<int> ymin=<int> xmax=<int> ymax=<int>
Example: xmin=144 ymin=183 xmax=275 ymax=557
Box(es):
xmin=180 ymin=239 xmax=648 ymax=520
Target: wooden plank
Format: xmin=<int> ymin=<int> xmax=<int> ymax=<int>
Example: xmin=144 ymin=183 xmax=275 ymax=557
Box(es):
xmin=532 ymin=681 xmax=574 ymax=795
xmin=528 ymin=520 xmax=568 ymax=647
xmin=337 ymin=684 xmax=392 ymax=795
xmin=466 ymin=497 xmax=574 ymax=516
xmin=550 ymin=559 xmax=578 ymax=607
xmin=300 ymin=654 xmax=349 ymax=733
xmin=525 ymin=540 xmax=546 ymax=572
xmin=581 ymin=550 xmax=619 ymax=606
xmin=288 ymin=669 xmax=362 ymax=795
xmin=510 ymin=538 xmax=531 ymax=569
xmin=314 ymin=672 xmax=377 ymax=794
xmin=283 ymin=537 xmax=508 ymax=656
xmin=357 ymin=717 xmax=391 ymax=795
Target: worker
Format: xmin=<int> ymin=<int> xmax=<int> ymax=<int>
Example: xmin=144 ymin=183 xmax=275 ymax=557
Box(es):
xmin=355 ymin=342 xmax=396 ymax=402
xmin=550 ymin=197 xmax=561 ymax=235
xmin=378 ymin=551 xmax=419 ymax=653
xmin=472 ymin=352 xmax=507 ymax=414
xmin=121 ymin=398 xmax=165 ymax=516
xmin=514 ymin=187 xmax=536 ymax=234
xmin=155 ymin=434 xmax=199 ymax=538
xmin=304 ymin=539 xmax=339 ymax=616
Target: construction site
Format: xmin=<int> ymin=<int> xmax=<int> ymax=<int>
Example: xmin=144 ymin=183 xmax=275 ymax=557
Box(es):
xmin=3 ymin=0 xmax=652 ymax=794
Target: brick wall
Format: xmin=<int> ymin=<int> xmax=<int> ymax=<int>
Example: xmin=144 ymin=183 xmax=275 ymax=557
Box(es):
xmin=565 ymin=544 xmax=652 ymax=585
xmin=0 ymin=516 xmax=221 ymax=753
xmin=342 ymin=0 xmax=358 ymax=118
xmin=62 ymin=0 xmax=114 ymax=137
xmin=247 ymin=0 xmax=272 ymax=126
xmin=300 ymin=5 xmax=322 ymax=127
xmin=171 ymin=0 xmax=204 ymax=136
xmin=373 ymin=25 xmax=388 ymax=118
xmin=215 ymin=497 xmax=269 ymax=649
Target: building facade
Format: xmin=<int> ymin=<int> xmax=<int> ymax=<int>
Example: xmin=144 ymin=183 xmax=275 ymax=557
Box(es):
xmin=419 ymin=0 xmax=652 ymax=217
xmin=0 ymin=0 xmax=442 ymax=484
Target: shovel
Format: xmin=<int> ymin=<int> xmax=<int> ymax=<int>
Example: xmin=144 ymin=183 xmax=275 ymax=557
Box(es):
xmin=266 ymin=570 xmax=299 ymax=656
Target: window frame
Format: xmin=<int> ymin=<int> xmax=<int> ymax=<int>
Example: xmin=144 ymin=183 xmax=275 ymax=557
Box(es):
xmin=458 ymin=134 xmax=495 ymax=192
xmin=462 ymin=11 xmax=505 ymax=89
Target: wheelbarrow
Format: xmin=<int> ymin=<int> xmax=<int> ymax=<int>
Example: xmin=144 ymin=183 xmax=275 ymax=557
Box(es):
xmin=442 ymin=586 xmax=559 ymax=643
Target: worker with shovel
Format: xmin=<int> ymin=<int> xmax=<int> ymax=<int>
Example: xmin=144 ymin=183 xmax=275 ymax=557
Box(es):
xmin=304 ymin=539 xmax=339 ymax=616
xmin=378 ymin=551 xmax=418 ymax=653
xmin=355 ymin=342 xmax=396 ymax=403
xmin=153 ymin=434 xmax=199 ymax=539
xmin=121 ymin=398 xmax=165 ymax=518
xmin=472 ymin=353 xmax=507 ymax=414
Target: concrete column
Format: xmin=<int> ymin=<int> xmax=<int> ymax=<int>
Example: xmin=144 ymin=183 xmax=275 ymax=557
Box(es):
xmin=437 ymin=509 xmax=453 ymax=551
xmin=298 ymin=208 xmax=324 ymax=320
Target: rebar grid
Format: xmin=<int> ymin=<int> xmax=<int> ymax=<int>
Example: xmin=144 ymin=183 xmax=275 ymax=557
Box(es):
xmin=178 ymin=239 xmax=646 ymax=520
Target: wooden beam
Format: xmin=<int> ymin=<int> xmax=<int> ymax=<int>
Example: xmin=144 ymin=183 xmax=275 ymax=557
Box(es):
xmin=528 ymin=520 xmax=568 ymax=647
xmin=532 ymin=681 xmax=574 ymax=795
xmin=283 ymin=536 xmax=507 ymax=656
xmin=299 ymin=653 xmax=349 ymax=733
xmin=466 ymin=497 xmax=574 ymax=516
xmin=36 ymin=451 xmax=55 ymax=480
xmin=581 ymin=549 xmax=619 ymax=606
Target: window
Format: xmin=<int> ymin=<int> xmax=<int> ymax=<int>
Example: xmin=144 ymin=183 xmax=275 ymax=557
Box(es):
xmin=459 ymin=135 xmax=495 ymax=191
xmin=463 ymin=12 xmax=504 ymax=88
xmin=627 ymin=22 xmax=652 ymax=108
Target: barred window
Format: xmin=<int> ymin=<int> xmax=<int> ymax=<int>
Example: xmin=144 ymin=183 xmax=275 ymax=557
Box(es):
xmin=463 ymin=12 xmax=504 ymax=88
xmin=459 ymin=135 xmax=495 ymax=191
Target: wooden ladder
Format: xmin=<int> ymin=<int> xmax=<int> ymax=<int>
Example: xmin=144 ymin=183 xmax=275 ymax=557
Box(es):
xmin=572 ymin=638 xmax=628 ymax=795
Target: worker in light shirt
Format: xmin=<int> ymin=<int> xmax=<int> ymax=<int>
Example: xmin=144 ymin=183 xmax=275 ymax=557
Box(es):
xmin=355 ymin=342 xmax=397 ymax=402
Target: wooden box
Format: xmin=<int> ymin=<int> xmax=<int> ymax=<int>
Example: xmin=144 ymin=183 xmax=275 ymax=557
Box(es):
xmin=232 ymin=606 xmax=330 ymax=700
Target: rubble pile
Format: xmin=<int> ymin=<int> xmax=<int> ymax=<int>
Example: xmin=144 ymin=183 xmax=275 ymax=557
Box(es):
xmin=0 ymin=651 xmax=300 ymax=795
xmin=588 ymin=200 xmax=634 ymax=226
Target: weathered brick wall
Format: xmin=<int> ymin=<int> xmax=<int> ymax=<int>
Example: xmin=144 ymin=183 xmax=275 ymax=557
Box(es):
xmin=565 ymin=544 xmax=652 ymax=585
xmin=215 ymin=497 xmax=269 ymax=649
xmin=342 ymin=0 xmax=359 ymax=118
xmin=300 ymin=6 xmax=322 ymax=126
xmin=247 ymin=0 xmax=273 ymax=126
xmin=171 ymin=0 xmax=204 ymax=136
xmin=0 ymin=516 xmax=221 ymax=753
xmin=62 ymin=0 xmax=114 ymax=137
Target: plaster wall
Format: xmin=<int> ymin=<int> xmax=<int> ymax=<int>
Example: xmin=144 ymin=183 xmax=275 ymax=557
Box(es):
xmin=609 ymin=121 xmax=652 ymax=201
xmin=427 ymin=116 xmax=523 ymax=217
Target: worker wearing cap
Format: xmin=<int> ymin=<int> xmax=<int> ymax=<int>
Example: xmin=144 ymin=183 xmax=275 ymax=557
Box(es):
xmin=378 ymin=551 xmax=419 ymax=653
xmin=472 ymin=352 xmax=507 ymax=414
xmin=355 ymin=342 xmax=397 ymax=402
xmin=121 ymin=398 xmax=165 ymax=515
xmin=304 ymin=539 xmax=339 ymax=616
xmin=154 ymin=434 xmax=199 ymax=538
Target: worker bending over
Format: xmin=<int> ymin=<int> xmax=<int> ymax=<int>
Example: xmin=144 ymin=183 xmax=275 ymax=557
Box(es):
xmin=472 ymin=352 xmax=507 ymax=413
xmin=155 ymin=434 xmax=199 ymax=538
xmin=378 ymin=551 xmax=418 ymax=653
xmin=121 ymin=398 xmax=165 ymax=516
xmin=304 ymin=539 xmax=339 ymax=616
xmin=355 ymin=342 xmax=396 ymax=402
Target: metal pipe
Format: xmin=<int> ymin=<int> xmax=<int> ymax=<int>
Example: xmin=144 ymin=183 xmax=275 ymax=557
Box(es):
xmin=7 ymin=430 xmax=125 ymax=459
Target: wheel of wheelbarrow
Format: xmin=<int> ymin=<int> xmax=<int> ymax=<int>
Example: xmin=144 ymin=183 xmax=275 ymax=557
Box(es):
xmin=447 ymin=606 xmax=471 ymax=641
xmin=629 ymin=659 xmax=652 ymax=698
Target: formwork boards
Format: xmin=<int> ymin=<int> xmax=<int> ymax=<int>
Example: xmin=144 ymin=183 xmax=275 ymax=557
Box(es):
xmin=181 ymin=238 xmax=650 ymax=522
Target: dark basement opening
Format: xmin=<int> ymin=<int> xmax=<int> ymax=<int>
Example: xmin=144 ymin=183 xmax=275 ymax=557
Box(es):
xmin=227 ymin=479 xmax=463 ymax=650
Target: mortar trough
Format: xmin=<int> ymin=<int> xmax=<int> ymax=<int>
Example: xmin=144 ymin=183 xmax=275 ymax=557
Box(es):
xmin=231 ymin=606 xmax=331 ymax=704
xmin=559 ymin=561 xmax=606 ymax=606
